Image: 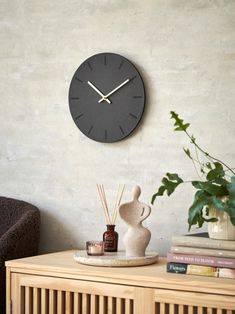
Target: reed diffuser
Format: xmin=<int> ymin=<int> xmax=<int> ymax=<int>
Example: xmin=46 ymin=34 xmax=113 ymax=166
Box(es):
xmin=97 ymin=184 xmax=125 ymax=252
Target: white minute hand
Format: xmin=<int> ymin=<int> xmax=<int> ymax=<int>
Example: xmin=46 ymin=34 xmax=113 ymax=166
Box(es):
xmin=98 ymin=79 xmax=130 ymax=103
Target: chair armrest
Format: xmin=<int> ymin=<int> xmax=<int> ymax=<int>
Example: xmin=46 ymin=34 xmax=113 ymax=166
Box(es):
xmin=0 ymin=208 xmax=40 ymax=267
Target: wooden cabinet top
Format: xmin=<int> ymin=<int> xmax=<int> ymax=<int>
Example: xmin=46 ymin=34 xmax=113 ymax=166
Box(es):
xmin=6 ymin=250 xmax=235 ymax=296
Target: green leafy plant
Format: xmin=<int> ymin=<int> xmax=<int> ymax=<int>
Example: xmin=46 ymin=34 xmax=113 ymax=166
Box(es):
xmin=151 ymin=111 xmax=235 ymax=231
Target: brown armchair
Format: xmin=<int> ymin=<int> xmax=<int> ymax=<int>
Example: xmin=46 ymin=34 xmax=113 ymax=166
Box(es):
xmin=0 ymin=197 xmax=40 ymax=313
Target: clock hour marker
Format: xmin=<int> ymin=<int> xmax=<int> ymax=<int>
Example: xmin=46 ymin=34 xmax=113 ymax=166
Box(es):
xmin=88 ymin=125 xmax=93 ymax=135
xmin=130 ymin=75 xmax=137 ymax=81
xmin=87 ymin=61 xmax=93 ymax=71
xmin=69 ymin=53 xmax=145 ymax=143
xmin=119 ymin=125 xmax=125 ymax=135
xmin=129 ymin=113 xmax=138 ymax=119
xmin=75 ymin=114 xmax=84 ymax=120
xmin=75 ymin=77 xmax=83 ymax=83
xmin=118 ymin=60 xmax=124 ymax=70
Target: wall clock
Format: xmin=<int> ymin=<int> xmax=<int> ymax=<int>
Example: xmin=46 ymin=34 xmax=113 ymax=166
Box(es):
xmin=68 ymin=52 xmax=145 ymax=143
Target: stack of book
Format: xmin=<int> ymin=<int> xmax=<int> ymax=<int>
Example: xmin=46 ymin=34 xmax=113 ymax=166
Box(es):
xmin=166 ymin=232 xmax=235 ymax=279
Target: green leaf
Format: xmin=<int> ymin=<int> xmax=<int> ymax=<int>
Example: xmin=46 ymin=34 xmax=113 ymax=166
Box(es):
xmin=183 ymin=148 xmax=192 ymax=159
xmin=175 ymin=124 xmax=190 ymax=131
xmin=206 ymin=162 xmax=212 ymax=170
xmin=211 ymin=196 xmax=229 ymax=211
xmin=151 ymin=173 xmax=183 ymax=204
xmin=200 ymin=167 xmax=205 ymax=174
xmin=213 ymin=177 xmax=228 ymax=187
xmin=151 ymin=186 xmax=166 ymax=204
xmin=203 ymin=217 xmax=218 ymax=223
xmin=191 ymin=135 xmax=196 ymax=144
xmin=166 ymin=173 xmax=183 ymax=183
xmin=227 ymin=177 xmax=235 ymax=225
xmin=226 ymin=205 xmax=235 ymax=225
xmin=170 ymin=111 xmax=190 ymax=132
xmin=192 ymin=181 xmax=228 ymax=196
xmin=194 ymin=190 xmax=206 ymax=201
xmin=206 ymin=162 xmax=225 ymax=181
xmin=188 ymin=192 xmax=210 ymax=230
xmin=227 ymin=180 xmax=235 ymax=207
xmin=210 ymin=195 xmax=235 ymax=226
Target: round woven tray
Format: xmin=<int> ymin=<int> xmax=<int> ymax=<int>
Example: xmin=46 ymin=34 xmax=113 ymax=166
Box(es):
xmin=73 ymin=250 xmax=159 ymax=267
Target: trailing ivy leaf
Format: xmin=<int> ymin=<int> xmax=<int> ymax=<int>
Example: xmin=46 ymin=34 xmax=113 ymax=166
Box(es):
xmin=151 ymin=173 xmax=183 ymax=204
xmin=170 ymin=111 xmax=190 ymax=132
xmin=206 ymin=162 xmax=225 ymax=181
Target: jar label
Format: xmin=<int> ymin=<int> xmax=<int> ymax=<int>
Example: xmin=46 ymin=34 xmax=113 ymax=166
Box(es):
xmin=104 ymin=239 xmax=115 ymax=249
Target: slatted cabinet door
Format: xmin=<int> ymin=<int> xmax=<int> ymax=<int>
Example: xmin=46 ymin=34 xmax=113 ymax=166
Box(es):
xmin=154 ymin=289 xmax=235 ymax=314
xmin=6 ymin=252 xmax=235 ymax=314
xmin=10 ymin=273 xmax=235 ymax=314
xmin=10 ymin=273 xmax=135 ymax=314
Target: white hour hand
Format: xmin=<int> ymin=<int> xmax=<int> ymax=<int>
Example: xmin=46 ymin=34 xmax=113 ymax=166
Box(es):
xmin=98 ymin=79 xmax=130 ymax=103
xmin=87 ymin=81 xmax=111 ymax=104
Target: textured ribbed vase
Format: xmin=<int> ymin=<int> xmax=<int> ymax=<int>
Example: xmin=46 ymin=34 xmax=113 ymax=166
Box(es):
xmin=119 ymin=185 xmax=151 ymax=257
xmin=208 ymin=205 xmax=235 ymax=240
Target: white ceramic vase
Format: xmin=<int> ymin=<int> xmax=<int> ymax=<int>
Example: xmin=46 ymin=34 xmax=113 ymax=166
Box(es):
xmin=119 ymin=186 xmax=151 ymax=257
xmin=208 ymin=198 xmax=235 ymax=240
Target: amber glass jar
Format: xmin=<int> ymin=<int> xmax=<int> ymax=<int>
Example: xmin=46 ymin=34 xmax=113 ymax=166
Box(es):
xmin=103 ymin=225 xmax=118 ymax=252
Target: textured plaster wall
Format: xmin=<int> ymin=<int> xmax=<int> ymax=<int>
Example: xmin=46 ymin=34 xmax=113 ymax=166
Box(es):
xmin=0 ymin=0 xmax=235 ymax=256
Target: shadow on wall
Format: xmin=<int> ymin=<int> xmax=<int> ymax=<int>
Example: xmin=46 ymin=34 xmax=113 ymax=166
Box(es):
xmin=39 ymin=210 xmax=79 ymax=254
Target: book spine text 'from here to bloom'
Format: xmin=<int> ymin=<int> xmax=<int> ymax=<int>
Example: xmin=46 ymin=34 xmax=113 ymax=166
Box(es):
xmin=167 ymin=253 xmax=235 ymax=268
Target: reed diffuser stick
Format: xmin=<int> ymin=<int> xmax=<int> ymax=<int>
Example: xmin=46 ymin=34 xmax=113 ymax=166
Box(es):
xmin=101 ymin=185 xmax=111 ymax=223
xmin=97 ymin=184 xmax=111 ymax=225
xmin=97 ymin=184 xmax=125 ymax=226
xmin=112 ymin=184 xmax=125 ymax=225
xmin=111 ymin=184 xmax=121 ymax=225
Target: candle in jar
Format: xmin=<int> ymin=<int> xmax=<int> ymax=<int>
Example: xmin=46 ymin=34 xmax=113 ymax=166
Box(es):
xmin=86 ymin=241 xmax=104 ymax=256
xmin=90 ymin=245 xmax=102 ymax=254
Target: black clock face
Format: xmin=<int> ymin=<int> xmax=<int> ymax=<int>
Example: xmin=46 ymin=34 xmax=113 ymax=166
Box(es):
xmin=68 ymin=53 xmax=145 ymax=143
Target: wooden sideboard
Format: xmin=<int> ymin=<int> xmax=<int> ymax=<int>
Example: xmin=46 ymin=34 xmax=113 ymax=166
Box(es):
xmin=5 ymin=250 xmax=235 ymax=314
